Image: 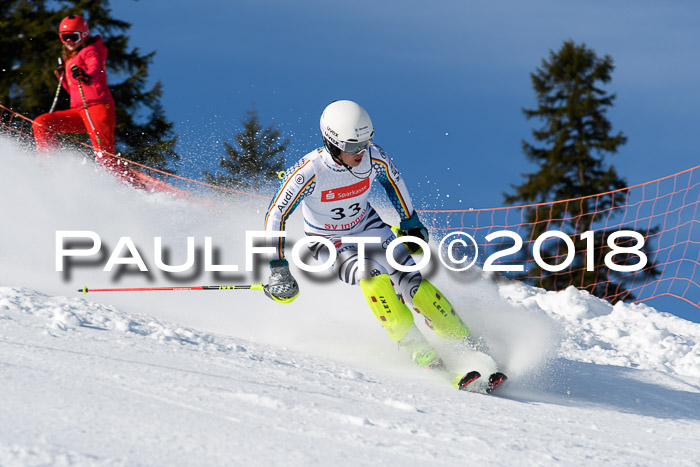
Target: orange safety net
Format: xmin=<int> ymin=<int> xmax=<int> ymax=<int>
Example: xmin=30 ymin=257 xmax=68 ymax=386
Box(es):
xmin=0 ymin=104 xmax=263 ymax=198
xmin=420 ymin=166 xmax=699 ymax=310
xmin=3 ymin=104 xmax=698 ymax=310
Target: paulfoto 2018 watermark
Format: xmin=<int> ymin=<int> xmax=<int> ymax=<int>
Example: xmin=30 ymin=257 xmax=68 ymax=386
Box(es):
xmin=439 ymin=230 xmax=647 ymax=273
xmin=55 ymin=229 xmax=648 ymax=275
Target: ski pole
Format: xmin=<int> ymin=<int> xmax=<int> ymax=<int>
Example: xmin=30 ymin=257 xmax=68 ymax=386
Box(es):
xmin=49 ymin=58 xmax=64 ymax=113
xmin=79 ymin=283 xmax=265 ymax=294
xmin=71 ymin=64 xmax=102 ymax=149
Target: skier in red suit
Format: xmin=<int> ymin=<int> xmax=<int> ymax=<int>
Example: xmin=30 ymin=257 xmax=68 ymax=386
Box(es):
xmin=33 ymin=15 xmax=127 ymax=179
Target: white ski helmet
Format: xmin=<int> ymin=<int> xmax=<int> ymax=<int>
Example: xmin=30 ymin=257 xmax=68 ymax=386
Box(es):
xmin=320 ymin=100 xmax=374 ymax=159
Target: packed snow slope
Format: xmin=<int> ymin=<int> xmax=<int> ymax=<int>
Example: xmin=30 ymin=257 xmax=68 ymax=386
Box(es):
xmin=1 ymin=136 xmax=700 ymax=465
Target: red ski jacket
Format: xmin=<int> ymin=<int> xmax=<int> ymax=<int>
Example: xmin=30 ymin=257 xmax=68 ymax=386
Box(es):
xmin=62 ymin=35 xmax=115 ymax=110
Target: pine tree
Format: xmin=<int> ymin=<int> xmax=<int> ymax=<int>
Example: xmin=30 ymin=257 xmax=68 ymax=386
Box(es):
xmin=0 ymin=0 xmax=178 ymax=171
xmin=204 ymin=106 xmax=289 ymax=191
xmin=504 ymin=40 xmax=658 ymax=302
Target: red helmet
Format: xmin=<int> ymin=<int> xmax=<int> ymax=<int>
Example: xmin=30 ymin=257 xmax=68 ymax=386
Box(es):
xmin=58 ymin=15 xmax=89 ymax=43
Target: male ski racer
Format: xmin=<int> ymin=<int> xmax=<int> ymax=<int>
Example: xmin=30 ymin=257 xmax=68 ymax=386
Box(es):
xmin=263 ymin=100 xmax=505 ymax=390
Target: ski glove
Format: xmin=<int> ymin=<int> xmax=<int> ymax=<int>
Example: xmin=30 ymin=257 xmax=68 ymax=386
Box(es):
xmin=54 ymin=62 xmax=65 ymax=79
xmin=264 ymin=260 xmax=300 ymax=304
xmin=398 ymin=211 xmax=429 ymax=254
xmin=70 ymin=65 xmax=90 ymax=84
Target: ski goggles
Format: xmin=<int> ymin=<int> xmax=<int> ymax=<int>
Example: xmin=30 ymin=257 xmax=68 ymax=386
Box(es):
xmin=60 ymin=32 xmax=83 ymax=44
xmin=340 ymin=139 xmax=371 ymax=155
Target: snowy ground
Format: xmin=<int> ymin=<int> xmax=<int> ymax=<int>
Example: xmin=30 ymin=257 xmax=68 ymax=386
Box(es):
xmin=1 ymin=137 xmax=700 ymax=465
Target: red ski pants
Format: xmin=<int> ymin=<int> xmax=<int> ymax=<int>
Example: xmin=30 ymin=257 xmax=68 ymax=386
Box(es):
xmin=33 ymin=104 xmax=144 ymax=188
xmin=33 ymin=103 xmax=116 ymax=159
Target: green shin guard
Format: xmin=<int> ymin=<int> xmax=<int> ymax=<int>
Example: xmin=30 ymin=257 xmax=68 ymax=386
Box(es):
xmin=412 ymin=280 xmax=471 ymax=341
xmin=360 ymin=275 xmax=441 ymax=368
xmin=360 ymin=275 xmax=414 ymax=342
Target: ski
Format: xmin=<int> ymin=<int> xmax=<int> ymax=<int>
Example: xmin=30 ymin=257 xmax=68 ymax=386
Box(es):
xmin=486 ymin=372 xmax=508 ymax=393
xmin=453 ymin=371 xmax=508 ymax=393
xmin=455 ymin=370 xmax=481 ymax=391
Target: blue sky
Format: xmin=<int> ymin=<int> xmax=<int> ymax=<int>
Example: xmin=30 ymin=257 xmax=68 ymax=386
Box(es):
xmin=109 ymin=0 xmax=699 ymax=210
xmin=104 ymin=1 xmax=699 ymax=318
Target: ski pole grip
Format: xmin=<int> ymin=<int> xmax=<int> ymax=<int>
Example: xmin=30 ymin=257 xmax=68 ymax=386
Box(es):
xmin=391 ymin=226 xmax=423 ymax=255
